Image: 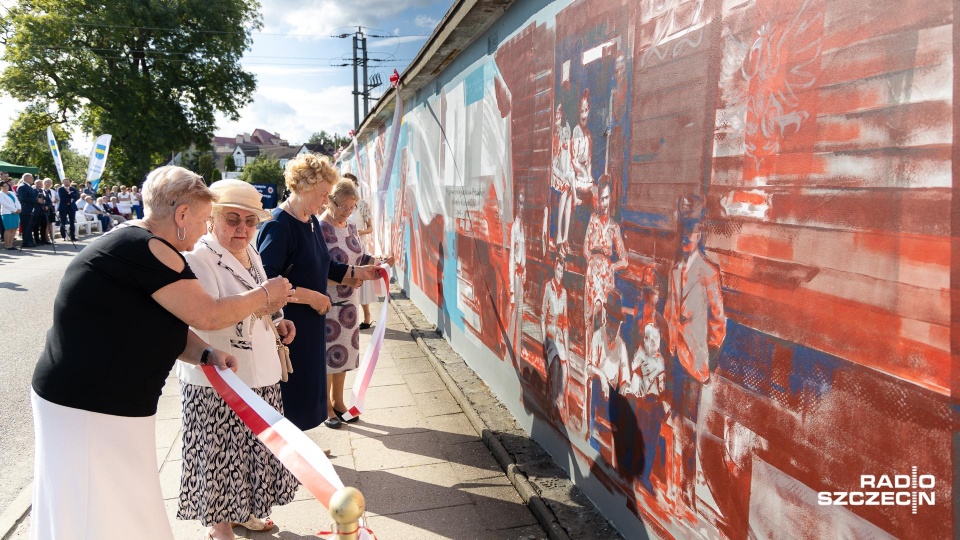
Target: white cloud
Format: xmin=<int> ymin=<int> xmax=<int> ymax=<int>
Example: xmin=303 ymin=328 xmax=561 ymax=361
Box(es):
xmin=215 ymin=84 xmax=356 ymax=144
xmin=415 ymin=15 xmax=439 ymax=29
xmin=369 ymin=35 xmax=427 ymax=48
xmin=260 ymin=0 xmax=440 ymax=39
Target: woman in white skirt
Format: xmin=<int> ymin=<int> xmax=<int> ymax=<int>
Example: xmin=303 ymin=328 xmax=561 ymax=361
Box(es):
xmin=343 ymin=173 xmax=382 ymax=328
xmin=116 ymin=185 xmax=134 ymax=219
xmin=30 ymin=166 xmax=294 ymax=540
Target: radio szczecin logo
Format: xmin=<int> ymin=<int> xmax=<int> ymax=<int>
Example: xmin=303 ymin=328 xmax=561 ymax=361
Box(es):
xmin=818 ymin=466 xmax=935 ymax=514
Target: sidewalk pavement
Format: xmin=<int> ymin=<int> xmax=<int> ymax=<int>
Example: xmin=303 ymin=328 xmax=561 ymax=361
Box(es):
xmin=6 ymin=294 xmax=550 ymax=540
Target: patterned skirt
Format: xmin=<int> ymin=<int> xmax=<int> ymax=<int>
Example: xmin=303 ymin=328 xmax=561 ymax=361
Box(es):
xmin=177 ymin=382 xmax=299 ymax=526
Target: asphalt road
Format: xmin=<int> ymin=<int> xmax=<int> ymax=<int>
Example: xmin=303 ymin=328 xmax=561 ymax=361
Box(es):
xmin=0 ymin=237 xmax=90 ymax=512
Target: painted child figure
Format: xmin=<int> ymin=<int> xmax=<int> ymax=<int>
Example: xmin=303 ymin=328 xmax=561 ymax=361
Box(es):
xmin=623 ymin=323 xmax=666 ymax=398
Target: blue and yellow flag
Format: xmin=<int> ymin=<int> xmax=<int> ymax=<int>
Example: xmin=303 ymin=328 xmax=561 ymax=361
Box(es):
xmin=86 ymin=134 xmax=112 ymax=190
xmin=46 ymin=127 xmax=66 ymax=181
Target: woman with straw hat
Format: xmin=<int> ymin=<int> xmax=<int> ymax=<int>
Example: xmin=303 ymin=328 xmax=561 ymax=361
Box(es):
xmin=177 ymin=179 xmax=300 ymax=539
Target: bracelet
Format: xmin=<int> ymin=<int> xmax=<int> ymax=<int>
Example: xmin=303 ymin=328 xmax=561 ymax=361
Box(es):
xmin=199 ymin=347 xmax=214 ymax=366
xmin=351 ymin=265 xmax=355 ymax=278
xmin=259 ymin=282 xmax=271 ymax=306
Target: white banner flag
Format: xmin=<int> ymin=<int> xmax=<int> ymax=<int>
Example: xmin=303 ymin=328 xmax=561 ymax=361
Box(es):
xmin=86 ymin=134 xmax=112 ymax=190
xmin=46 ymin=127 xmax=66 ymax=181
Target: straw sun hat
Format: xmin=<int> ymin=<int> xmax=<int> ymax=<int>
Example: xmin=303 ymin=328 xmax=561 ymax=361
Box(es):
xmin=208 ymin=179 xmax=273 ymax=222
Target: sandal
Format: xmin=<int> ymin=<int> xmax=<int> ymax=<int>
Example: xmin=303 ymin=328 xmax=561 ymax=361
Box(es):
xmin=232 ymin=514 xmax=276 ymax=531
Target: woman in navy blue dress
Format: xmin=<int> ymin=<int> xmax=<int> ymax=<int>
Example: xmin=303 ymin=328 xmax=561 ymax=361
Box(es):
xmin=257 ymin=154 xmax=380 ymax=431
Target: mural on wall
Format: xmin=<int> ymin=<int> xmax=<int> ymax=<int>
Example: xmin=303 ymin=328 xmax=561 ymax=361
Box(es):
xmin=351 ymin=0 xmax=954 ymax=537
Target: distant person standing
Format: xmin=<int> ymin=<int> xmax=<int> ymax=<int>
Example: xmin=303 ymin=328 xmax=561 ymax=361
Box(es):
xmin=43 ymin=179 xmax=57 ymax=241
xmin=82 ymin=181 xmax=95 ymax=198
xmin=117 ymin=185 xmax=134 ymax=219
xmin=131 ymin=185 xmax=143 ymax=219
xmin=16 ymin=173 xmax=38 ymax=247
xmin=0 ymin=177 xmax=21 ymax=250
xmin=57 ymin=178 xmax=80 ymax=241
xmin=343 ymin=173 xmax=379 ymax=329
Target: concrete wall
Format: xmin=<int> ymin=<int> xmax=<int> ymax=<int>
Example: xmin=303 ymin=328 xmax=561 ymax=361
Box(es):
xmin=348 ymin=0 xmax=955 ymax=537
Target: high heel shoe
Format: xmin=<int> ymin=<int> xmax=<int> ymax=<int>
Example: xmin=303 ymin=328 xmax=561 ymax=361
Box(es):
xmin=334 ymin=407 xmax=359 ymax=423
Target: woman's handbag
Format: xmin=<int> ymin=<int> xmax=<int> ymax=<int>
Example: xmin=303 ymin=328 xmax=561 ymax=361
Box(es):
xmin=269 ymin=320 xmax=294 ymax=382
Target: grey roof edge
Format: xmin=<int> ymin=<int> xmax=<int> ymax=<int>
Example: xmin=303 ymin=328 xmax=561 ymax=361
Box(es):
xmin=353 ymin=0 xmax=516 ymax=139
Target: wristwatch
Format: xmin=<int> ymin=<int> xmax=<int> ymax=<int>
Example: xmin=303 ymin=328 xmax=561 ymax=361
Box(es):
xmin=200 ymin=348 xmax=214 ymax=366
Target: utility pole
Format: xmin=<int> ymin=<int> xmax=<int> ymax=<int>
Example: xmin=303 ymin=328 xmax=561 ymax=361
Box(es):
xmin=362 ymin=33 xmax=369 ymax=118
xmin=334 ymin=27 xmax=389 ymax=131
xmin=352 ymin=31 xmax=360 ymax=131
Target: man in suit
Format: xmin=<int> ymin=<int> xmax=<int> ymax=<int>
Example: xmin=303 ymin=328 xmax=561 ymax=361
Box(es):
xmin=57 ymin=177 xmax=80 ymax=241
xmin=664 ymin=194 xmax=726 ymax=514
xmin=16 ymin=173 xmax=38 ymax=248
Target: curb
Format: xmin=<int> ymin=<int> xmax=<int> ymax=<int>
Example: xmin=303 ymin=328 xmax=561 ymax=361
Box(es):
xmin=388 ymin=292 xmax=572 ymax=540
xmin=0 ymin=482 xmax=32 ymax=540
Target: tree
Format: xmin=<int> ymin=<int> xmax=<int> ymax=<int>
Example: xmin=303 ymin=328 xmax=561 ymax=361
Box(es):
xmin=308 ymin=131 xmax=350 ymax=148
xmin=197 ymin=153 xmax=214 ymax=182
xmin=210 ymin=168 xmax=222 ymax=182
xmin=181 ymin=146 xmax=215 ymax=182
xmin=240 ymin=156 xmax=283 ymax=185
xmin=0 ymin=103 xmax=86 ymax=181
xmin=0 ymin=0 xmax=262 ymax=182
xmin=224 ymin=154 xmax=236 ymax=172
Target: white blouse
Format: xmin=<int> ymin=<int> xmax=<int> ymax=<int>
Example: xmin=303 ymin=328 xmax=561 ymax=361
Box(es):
xmin=177 ymin=234 xmax=284 ymax=389
xmin=0 ymin=192 xmax=20 ymax=215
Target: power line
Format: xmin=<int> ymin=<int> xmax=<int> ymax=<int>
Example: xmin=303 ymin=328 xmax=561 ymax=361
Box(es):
xmin=5 ymin=19 xmax=430 ymax=40
xmin=19 ymin=44 xmax=410 ymax=63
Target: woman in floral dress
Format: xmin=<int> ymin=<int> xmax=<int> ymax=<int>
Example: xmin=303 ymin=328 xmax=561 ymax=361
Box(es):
xmin=581 ymin=176 xmax=628 ymax=363
xmin=319 ymin=179 xmax=394 ymax=426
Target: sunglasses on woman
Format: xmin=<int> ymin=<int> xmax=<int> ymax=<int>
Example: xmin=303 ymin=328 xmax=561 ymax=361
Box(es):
xmin=222 ymin=212 xmax=259 ymax=228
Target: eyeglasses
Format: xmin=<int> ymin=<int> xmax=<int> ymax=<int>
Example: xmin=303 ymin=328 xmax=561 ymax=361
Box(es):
xmin=221 ymin=212 xmax=259 ymax=228
xmin=330 ymin=199 xmax=355 ymax=214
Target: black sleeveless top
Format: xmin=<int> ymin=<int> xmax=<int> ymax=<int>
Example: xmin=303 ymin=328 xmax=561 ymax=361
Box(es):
xmin=32 ymin=226 xmax=197 ymax=417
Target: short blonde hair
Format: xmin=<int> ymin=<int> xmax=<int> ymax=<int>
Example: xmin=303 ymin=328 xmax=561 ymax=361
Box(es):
xmin=284 ymin=153 xmax=338 ymax=194
xmin=141 ymin=166 xmax=217 ymax=219
xmin=329 ymin=179 xmax=359 ymax=204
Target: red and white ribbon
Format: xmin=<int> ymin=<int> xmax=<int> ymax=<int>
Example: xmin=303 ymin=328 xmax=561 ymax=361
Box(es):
xmin=202 ymin=365 xmax=345 ymax=507
xmin=341 ymin=266 xmax=390 ymax=421
xmin=201 ymin=266 xmax=391 ymax=537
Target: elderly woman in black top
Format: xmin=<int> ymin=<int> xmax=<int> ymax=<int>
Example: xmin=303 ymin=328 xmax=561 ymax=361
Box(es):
xmin=30 ymin=166 xmax=295 ymax=540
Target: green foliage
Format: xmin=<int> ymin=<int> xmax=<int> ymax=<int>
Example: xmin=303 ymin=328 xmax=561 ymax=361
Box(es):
xmin=180 ymin=149 xmax=200 ymax=174
xmin=197 ymin=153 xmax=214 ymax=182
xmin=180 ymin=147 xmax=215 ymax=183
xmin=240 ymin=156 xmax=283 ymax=185
xmin=308 ymin=130 xmax=349 ymax=148
xmin=0 ymin=103 xmax=85 ymax=181
xmin=224 ymin=154 xmax=236 ymax=172
xmin=210 ymin=168 xmax=222 ymax=182
xmin=0 ymin=0 xmax=262 ymax=182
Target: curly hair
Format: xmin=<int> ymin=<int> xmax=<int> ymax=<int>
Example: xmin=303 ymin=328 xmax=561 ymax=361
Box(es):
xmin=284 ymin=153 xmax=339 ymax=194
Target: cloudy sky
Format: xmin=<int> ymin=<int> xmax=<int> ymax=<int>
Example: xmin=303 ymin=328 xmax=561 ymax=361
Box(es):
xmin=0 ymin=0 xmax=454 ymax=152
